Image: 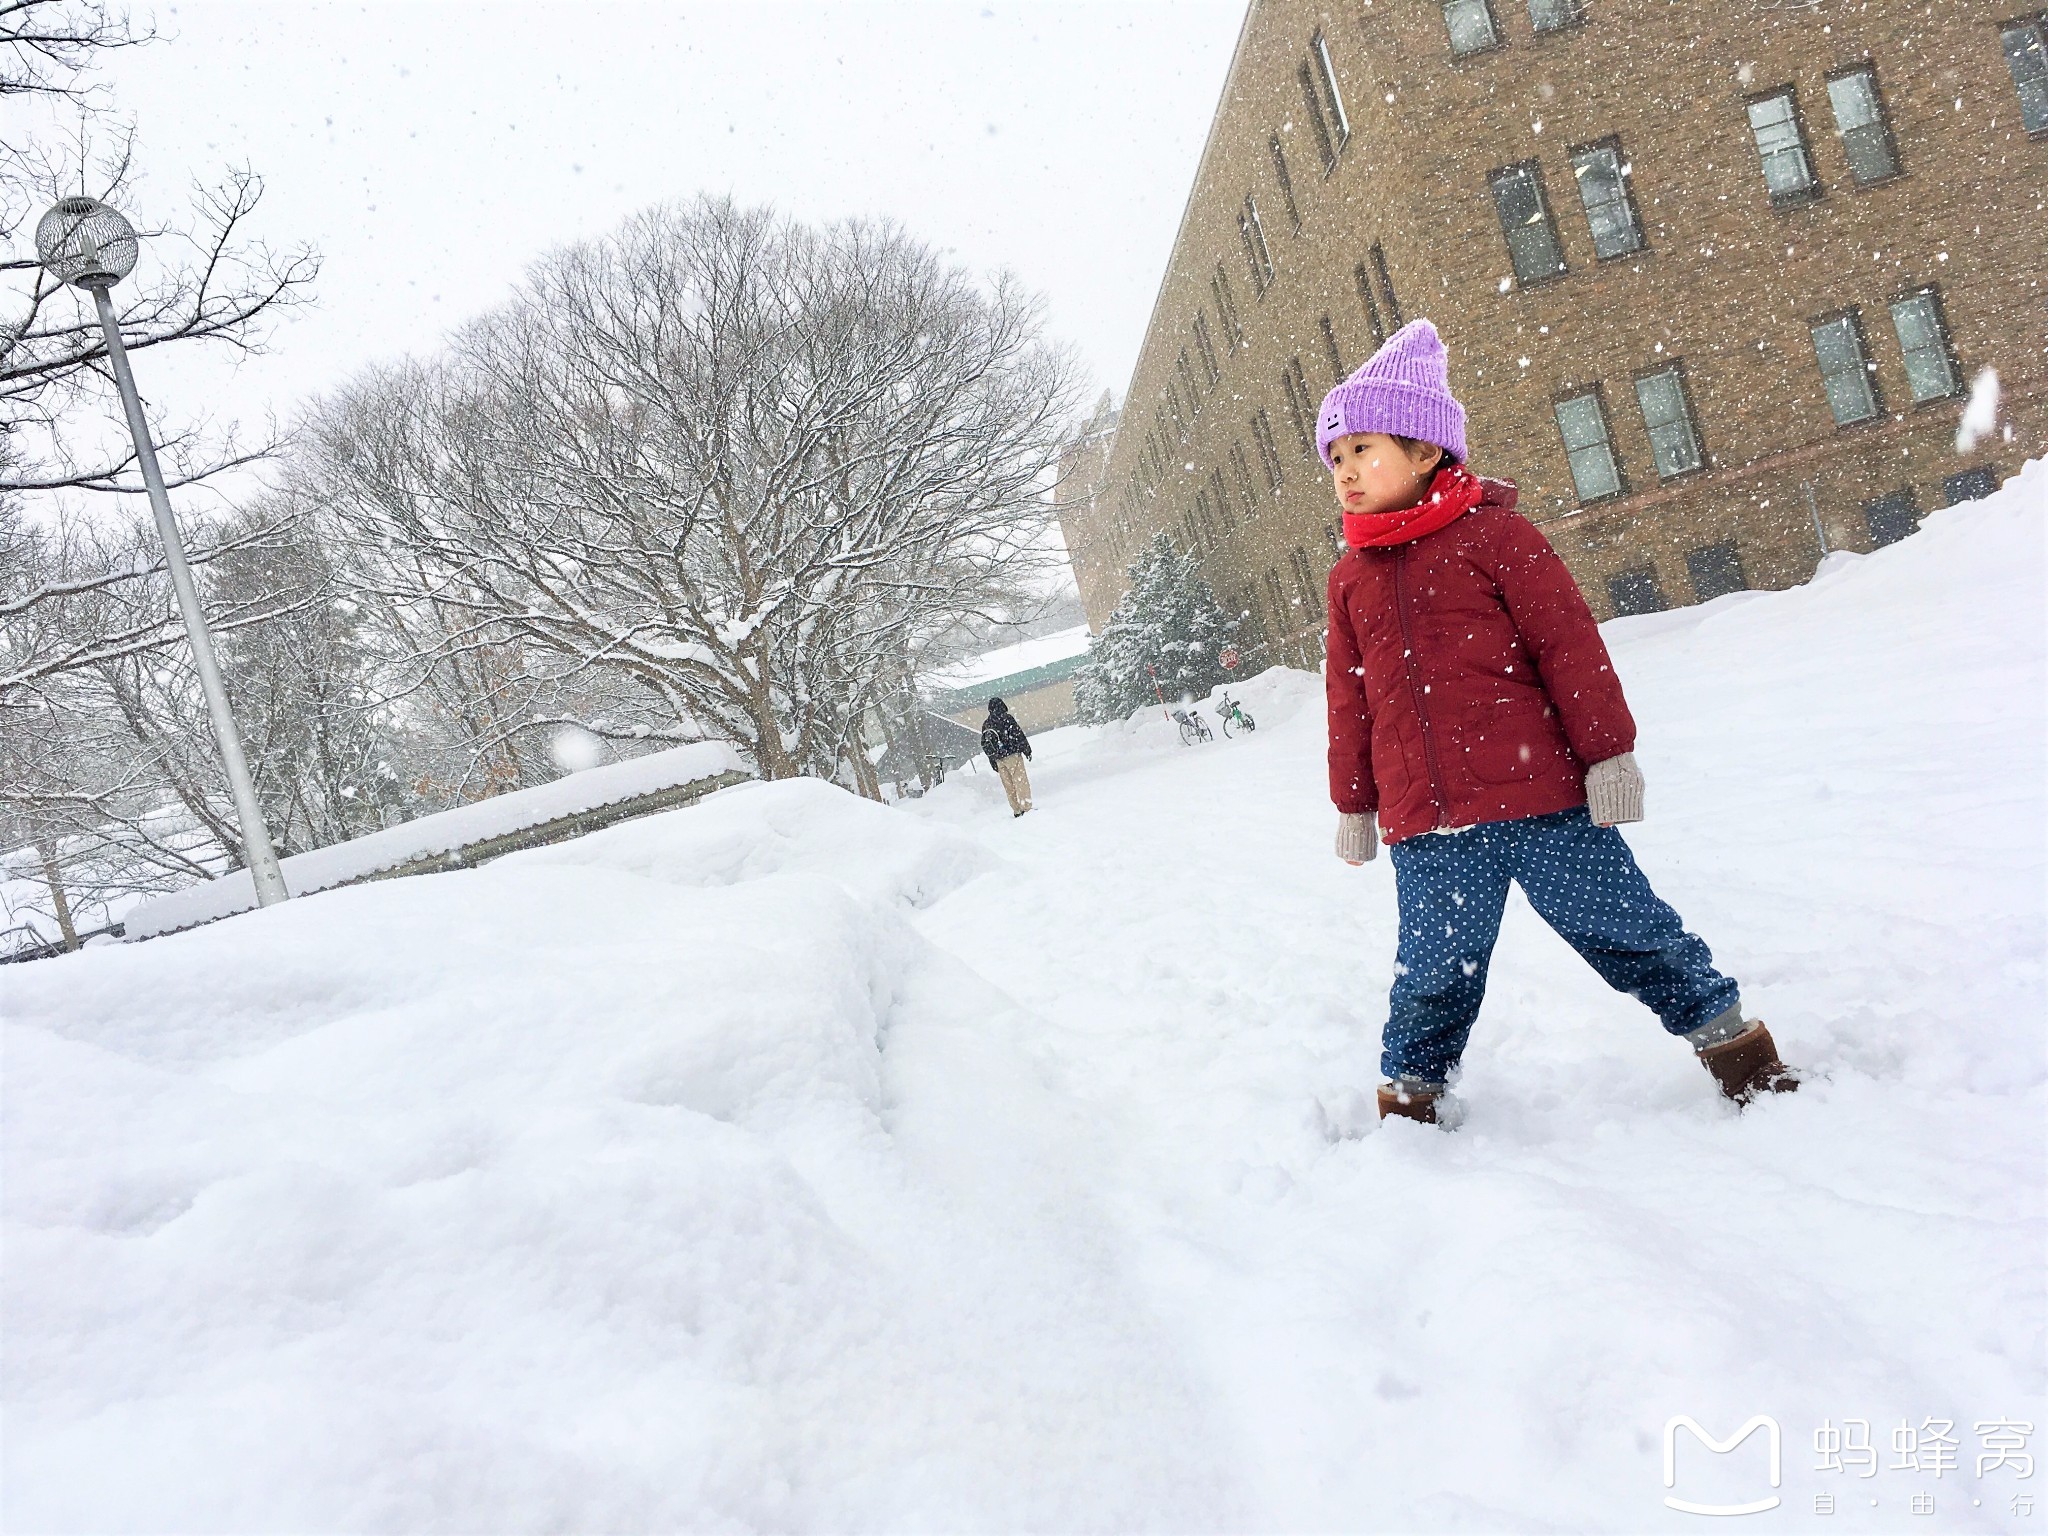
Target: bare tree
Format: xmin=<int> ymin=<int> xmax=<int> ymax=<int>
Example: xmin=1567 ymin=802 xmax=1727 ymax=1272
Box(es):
xmin=0 ymin=0 xmax=143 ymax=102
xmin=0 ymin=2 xmax=327 ymax=940
xmin=0 ymin=500 xmax=335 ymax=927
xmin=297 ymin=196 xmax=1078 ymax=784
xmin=2 ymin=1 xmax=319 ymax=499
xmin=0 ymin=491 xmax=304 ymax=711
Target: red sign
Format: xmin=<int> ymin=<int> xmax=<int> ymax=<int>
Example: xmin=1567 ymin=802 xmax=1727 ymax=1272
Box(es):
xmin=1220 ymin=647 xmax=1240 ymax=670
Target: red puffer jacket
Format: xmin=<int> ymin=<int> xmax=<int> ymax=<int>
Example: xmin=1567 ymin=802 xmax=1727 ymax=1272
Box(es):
xmin=1325 ymin=469 xmax=1635 ymax=843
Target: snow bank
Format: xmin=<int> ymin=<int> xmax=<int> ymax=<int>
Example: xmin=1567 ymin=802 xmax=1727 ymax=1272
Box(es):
xmin=123 ymin=740 xmax=745 ymax=941
xmin=513 ymin=771 xmax=1000 ymax=911
xmin=5 ymin=465 xmax=2043 ymax=1531
xmin=1077 ymin=658 xmax=1323 ymax=758
xmin=4 ymin=779 xmax=1224 ymax=1531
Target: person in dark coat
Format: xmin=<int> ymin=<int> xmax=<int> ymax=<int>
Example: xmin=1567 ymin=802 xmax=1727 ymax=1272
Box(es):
xmin=980 ymin=697 xmax=1034 ymax=816
xmin=1319 ymin=320 xmax=1797 ymax=1126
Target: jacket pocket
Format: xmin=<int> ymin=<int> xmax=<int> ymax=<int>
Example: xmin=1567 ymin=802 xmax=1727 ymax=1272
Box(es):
xmin=1371 ymin=711 xmax=1428 ymax=803
xmin=1457 ymin=699 xmax=1568 ymax=786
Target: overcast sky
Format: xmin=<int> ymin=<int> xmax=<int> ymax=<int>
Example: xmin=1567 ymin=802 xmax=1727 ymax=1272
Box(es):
xmin=58 ymin=0 xmax=1241 ymax=506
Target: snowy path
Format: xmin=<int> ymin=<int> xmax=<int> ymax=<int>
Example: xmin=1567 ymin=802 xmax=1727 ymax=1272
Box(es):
xmin=4 ymin=471 xmax=2043 ymax=1531
xmin=897 ymin=473 xmax=2046 ymax=1529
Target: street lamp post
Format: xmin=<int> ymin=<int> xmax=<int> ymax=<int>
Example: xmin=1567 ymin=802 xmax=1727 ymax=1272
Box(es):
xmin=35 ymin=197 xmax=290 ymax=908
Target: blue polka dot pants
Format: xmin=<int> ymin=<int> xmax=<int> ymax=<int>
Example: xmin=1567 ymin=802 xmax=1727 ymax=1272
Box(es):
xmin=1382 ymin=806 xmax=1740 ymax=1084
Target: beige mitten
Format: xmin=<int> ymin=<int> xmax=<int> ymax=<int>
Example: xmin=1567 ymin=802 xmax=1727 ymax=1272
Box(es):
xmin=1585 ymin=751 xmax=1646 ymax=826
xmin=1336 ymin=811 xmax=1378 ymax=863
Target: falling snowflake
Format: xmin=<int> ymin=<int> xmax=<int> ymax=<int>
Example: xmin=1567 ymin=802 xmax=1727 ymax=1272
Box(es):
xmin=1956 ymin=367 xmax=2001 ymax=453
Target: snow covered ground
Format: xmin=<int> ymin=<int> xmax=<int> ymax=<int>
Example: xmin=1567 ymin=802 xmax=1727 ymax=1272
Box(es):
xmin=5 ymin=466 xmax=2043 ymax=1532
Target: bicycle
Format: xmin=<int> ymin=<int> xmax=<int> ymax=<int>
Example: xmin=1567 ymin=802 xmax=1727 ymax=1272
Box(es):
xmin=1215 ymin=690 xmax=1257 ymax=737
xmin=1171 ymin=706 xmax=1213 ymax=745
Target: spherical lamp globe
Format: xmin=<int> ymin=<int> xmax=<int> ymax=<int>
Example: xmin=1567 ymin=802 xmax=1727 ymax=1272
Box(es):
xmin=35 ymin=197 xmax=139 ymax=290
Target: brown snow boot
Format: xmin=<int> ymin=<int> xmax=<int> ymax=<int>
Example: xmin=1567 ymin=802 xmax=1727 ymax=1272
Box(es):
xmin=1697 ymin=1020 xmax=1799 ymax=1105
xmin=1377 ymin=1080 xmax=1443 ymax=1125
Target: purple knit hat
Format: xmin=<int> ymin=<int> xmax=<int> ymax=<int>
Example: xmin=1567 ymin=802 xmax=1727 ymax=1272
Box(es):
xmin=1315 ymin=318 xmax=1468 ymax=468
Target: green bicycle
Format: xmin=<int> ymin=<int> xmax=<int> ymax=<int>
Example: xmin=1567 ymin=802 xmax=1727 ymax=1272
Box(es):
xmin=1215 ymin=690 xmax=1257 ymax=738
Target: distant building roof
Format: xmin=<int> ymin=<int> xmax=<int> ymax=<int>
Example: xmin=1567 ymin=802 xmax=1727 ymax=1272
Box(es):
xmin=926 ymin=624 xmax=1093 ymax=713
xmin=931 ymin=624 xmax=1093 ymax=691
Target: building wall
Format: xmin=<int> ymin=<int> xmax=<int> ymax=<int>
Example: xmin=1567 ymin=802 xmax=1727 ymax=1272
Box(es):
xmin=1058 ymin=0 xmax=2046 ymax=650
xmin=1055 ymin=394 xmax=1125 ymax=628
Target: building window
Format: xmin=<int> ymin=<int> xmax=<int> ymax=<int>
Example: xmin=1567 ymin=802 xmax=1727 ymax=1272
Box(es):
xmin=1570 ymin=140 xmax=1643 ymax=258
xmin=1323 ymin=522 xmax=1345 ymax=559
xmin=1686 ymin=540 xmax=1747 ymax=601
xmin=1826 ymin=66 xmax=1900 ymax=184
xmin=1212 ymin=266 xmax=1244 ymax=350
xmin=1319 ymin=314 xmax=1345 ymax=381
xmin=1634 ymin=365 xmax=1702 ymax=479
xmin=1811 ymin=310 xmax=1881 ymax=426
xmin=1368 ymin=242 xmax=1402 ymax=329
xmin=1269 ymin=134 xmax=1304 ymax=232
xmin=1746 ymin=89 xmax=1820 ymax=202
xmin=1195 ymin=485 xmax=1222 ymax=544
xmin=1240 ymin=197 xmax=1276 ymax=295
xmin=1529 ymin=0 xmax=1584 ymax=31
xmin=1229 ymin=440 xmax=1261 ymax=514
xmin=1298 ymin=66 xmax=1338 ymax=173
xmin=1490 ymin=162 xmax=1568 ymax=286
xmin=1263 ymin=568 xmax=1292 ymax=635
xmin=1863 ymin=489 xmax=1920 ymax=547
xmin=1209 ymin=467 xmax=1234 ymax=532
xmin=1942 ymin=465 xmax=2000 ymax=505
xmin=1281 ymin=357 xmax=1317 ymax=458
xmin=1252 ymin=409 xmax=1285 ymax=490
xmin=1310 ymin=30 xmax=1350 ymax=149
xmin=1608 ymin=565 xmax=1667 ymax=616
xmin=1192 ymin=312 xmax=1220 ymax=385
xmin=1290 ymin=546 xmax=1321 ymax=613
xmin=1889 ymin=288 xmax=1960 ymax=403
xmin=1354 ymin=263 xmax=1387 ymax=347
xmin=1442 ymin=0 xmax=1500 ymax=56
xmin=1234 ymin=587 xmax=1268 ymax=654
xmin=1177 ymin=350 xmax=1203 ymax=419
xmin=1554 ymin=389 xmax=1623 ymax=502
xmin=2003 ymin=18 xmax=2048 ymax=134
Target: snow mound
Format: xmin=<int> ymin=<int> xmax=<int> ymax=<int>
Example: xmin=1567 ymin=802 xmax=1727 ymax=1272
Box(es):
xmin=3 ymin=780 xmax=1218 ymax=1531
xmin=1076 ymin=663 xmax=1323 ymax=756
xmin=515 ymin=776 xmax=998 ymax=910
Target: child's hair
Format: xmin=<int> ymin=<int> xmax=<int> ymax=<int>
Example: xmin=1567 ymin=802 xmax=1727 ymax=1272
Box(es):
xmin=1392 ymin=434 xmax=1460 ymax=468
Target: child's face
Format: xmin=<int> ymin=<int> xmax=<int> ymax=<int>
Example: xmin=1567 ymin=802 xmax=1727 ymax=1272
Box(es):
xmin=1327 ymin=432 xmax=1442 ymax=515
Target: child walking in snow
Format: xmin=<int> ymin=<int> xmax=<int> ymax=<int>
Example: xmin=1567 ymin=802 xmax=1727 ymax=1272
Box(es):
xmin=1319 ymin=320 xmax=1797 ymax=1125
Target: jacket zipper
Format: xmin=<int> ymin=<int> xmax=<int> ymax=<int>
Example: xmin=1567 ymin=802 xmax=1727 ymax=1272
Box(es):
xmin=1392 ymin=547 xmax=1450 ymax=829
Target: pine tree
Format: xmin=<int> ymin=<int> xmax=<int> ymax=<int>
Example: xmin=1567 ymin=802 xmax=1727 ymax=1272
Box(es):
xmin=1074 ymin=534 xmax=1241 ymax=724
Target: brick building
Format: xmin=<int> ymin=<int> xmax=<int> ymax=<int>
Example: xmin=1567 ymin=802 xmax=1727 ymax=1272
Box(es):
xmin=1055 ymin=391 xmax=1124 ymax=624
xmin=1059 ymin=0 xmax=2047 ymax=660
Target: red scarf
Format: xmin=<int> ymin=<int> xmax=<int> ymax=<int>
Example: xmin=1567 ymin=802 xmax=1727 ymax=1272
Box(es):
xmin=1342 ymin=463 xmax=1483 ymax=550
